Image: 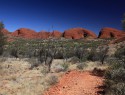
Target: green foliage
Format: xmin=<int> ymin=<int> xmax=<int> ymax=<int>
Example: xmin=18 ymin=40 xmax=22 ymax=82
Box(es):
xmin=77 ymin=63 xmax=87 ymax=70
xmin=61 ymin=63 xmax=69 ymax=71
xmin=115 ymin=47 xmax=125 ymax=64
xmin=105 ymin=46 xmax=125 ymax=95
xmin=46 ymin=75 xmax=58 ymax=85
xmin=0 ymin=22 xmax=6 ymax=55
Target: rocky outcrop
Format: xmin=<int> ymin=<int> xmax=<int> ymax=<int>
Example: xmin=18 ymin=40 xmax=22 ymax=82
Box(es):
xmin=37 ymin=31 xmax=50 ymax=39
xmin=63 ymin=28 xmax=97 ymax=39
xmin=98 ymin=27 xmax=125 ymax=39
xmin=6 ymin=27 xmax=125 ymax=40
xmin=1 ymin=29 xmax=10 ymax=35
xmin=11 ymin=28 xmax=37 ymax=39
xmin=50 ymin=30 xmax=62 ymax=38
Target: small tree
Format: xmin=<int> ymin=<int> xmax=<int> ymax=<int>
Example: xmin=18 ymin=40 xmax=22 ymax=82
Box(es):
xmin=122 ymin=13 xmax=125 ymax=31
xmin=0 ymin=22 xmax=6 ymax=55
xmin=39 ymin=40 xmax=57 ymax=72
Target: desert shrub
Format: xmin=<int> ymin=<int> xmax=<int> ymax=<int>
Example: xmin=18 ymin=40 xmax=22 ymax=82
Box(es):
xmin=92 ymin=68 xmax=105 ymax=77
xmin=105 ymin=82 xmax=125 ymax=95
xmin=105 ymin=68 xmax=125 ymax=95
xmin=88 ymin=46 xmax=109 ymax=64
xmin=38 ymin=40 xmax=58 ymax=72
xmin=87 ymin=48 xmax=99 ymax=61
xmin=54 ymin=51 xmax=63 ymax=59
xmin=68 ymin=56 xmax=80 ymax=64
xmin=10 ymin=48 xmax=18 ymax=58
xmin=61 ymin=63 xmax=69 ymax=71
xmin=46 ymin=75 xmax=58 ymax=85
xmin=105 ymin=46 xmax=125 ymax=95
xmin=115 ymin=47 xmax=125 ymax=64
xmin=75 ymin=47 xmax=89 ymax=62
xmin=77 ymin=63 xmax=87 ymax=70
xmin=105 ymin=67 xmax=125 ymax=82
xmin=28 ymin=58 xmax=40 ymax=69
xmin=0 ymin=22 xmax=6 ymax=55
xmin=41 ymin=67 xmax=49 ymax=75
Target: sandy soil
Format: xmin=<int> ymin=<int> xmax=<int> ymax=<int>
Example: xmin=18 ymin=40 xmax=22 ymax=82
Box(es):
xmin=44 ymin=70 xmax=104 ymax=95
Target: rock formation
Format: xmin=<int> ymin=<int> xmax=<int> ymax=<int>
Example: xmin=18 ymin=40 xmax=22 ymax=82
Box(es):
xmin=11 ymin=28 xmax=37 ymax=39
xmin=37 ymin=31 xmax=50 ymax=39
xmin=50 ymin=30 xmax=62 ymax=38
xmin=3 ymin=27 xmax=125 ymax=40
xmin=1 ymin=29 xmax=10 ymax=35
xmin=98 ymin=27 xmax=125 ymax=39
xmin=63 ymin=28 xmax=97 ymax=39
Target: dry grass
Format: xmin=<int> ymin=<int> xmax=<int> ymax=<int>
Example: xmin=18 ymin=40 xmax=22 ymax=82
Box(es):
xmin=0 ymin=59 xmax=67 ymax=95
xmin=83 ymin=61 xmax=108 ymax=71
xmin=0 ymin=58 xmax=108 ymax=95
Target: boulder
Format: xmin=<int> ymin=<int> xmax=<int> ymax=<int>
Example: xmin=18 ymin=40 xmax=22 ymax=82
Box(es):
xmin=63 ymin=28 xmax=97 ymax=39
xmin=98 ymin=27 xmax=125 ymax=39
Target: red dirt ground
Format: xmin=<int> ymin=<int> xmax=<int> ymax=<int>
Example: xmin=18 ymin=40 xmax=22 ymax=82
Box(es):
xmin=43 ymin=70 xmax=104 ymax=95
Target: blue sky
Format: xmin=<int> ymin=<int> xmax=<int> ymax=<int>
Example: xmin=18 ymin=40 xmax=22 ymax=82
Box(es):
xmin=0 ymin=0 xmax=125 ymax=34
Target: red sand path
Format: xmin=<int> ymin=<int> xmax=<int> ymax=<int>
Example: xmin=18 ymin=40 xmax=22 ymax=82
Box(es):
xmin=44 ymin=70 xmax=104 ymax=95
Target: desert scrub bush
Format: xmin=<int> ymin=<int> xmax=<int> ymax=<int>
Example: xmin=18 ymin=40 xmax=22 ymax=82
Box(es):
xmin=38 ymin=40 xmax=58 ymax=72
xmin=46 ymin=75 xmax=58 ymax=86
xmin=77 ymin=63 xmax=87 ymax=70
xmin=74 ymin=46 xmax=89 ymax=62
xmin=41 ymin=67 xmax=49 ymax=75
xmin=61 ymin=63 xmax=69 ymax=71
xmin=115 ymin=46 xmax=125 ymax=64
xmin=105 ymin=47 xmax=125 ymax=95
xmin=68 ymin=56 xmax=80 ymax=64
xmin=0 ymin=22 xmax=6 ymax=55
xmin=105 ymin=67 xmax=125 ymax=95
xmin=105 ymin=67 xmax=125 ymax=82
xmin=105 ymin=82 xmax=125 ymax=95
xmin=10 ymin=48 xmax=18 ymax=58
xmin=87 ymin=47 xmax=97 ymax=61
xmin=88 ymin=46 xmax=109 ymax=64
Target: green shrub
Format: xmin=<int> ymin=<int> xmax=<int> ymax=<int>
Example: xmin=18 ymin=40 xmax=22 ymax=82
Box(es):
xmin=115 ymin=47 xmax=125 ymax=64
xmin=61 ymin=63 xmax=69 ymax=71
xmin=47 ymin=75 xmax=58 ymax=85
xmin=105 ymin=67 xmax=125 ymax=82
xmin=77 ymin=63 xmax=87 ymax=70
xmin=105 ymin=46 xmax=125 ymax=95
xmin=0 ymin=22 xmax=6 ymax=55
xmin=105 ymin=82 xmax=125 ymax=95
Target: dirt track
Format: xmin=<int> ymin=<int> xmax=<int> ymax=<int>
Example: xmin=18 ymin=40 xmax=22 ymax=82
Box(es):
xmin=44 ymin=70 xmax=104 ymax=95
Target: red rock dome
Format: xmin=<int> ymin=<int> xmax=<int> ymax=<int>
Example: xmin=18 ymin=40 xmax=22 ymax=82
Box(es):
xmin=37 ymin=31 xmax=50 ymax=39
xmin=50 ymin=30 xmax=62 ymax=38
xmin=11 ymin=28 xmax=37 ymax=39
xmin=63 ymin=28 xmax=97 ymax=39
xmin=98 ymin=27 xmax=125 ymax=39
